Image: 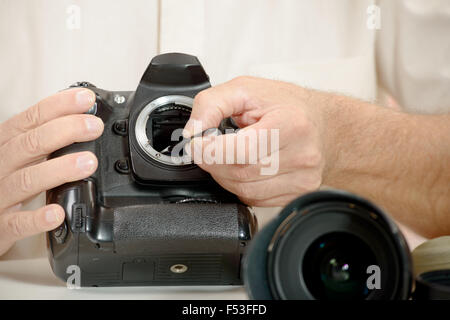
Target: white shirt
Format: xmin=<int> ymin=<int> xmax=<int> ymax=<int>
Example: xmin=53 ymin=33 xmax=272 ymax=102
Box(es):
xmin=0 ymin=0 xmax=447 ymax=260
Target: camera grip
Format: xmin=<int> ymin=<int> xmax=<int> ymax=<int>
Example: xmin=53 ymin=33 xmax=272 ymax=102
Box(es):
xmin=113 ymin=203 xmax=246 ymax=255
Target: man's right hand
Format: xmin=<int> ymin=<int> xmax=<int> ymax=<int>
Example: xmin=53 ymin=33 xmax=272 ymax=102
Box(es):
xmin=0 ymin=88 xmax=104 ymax=256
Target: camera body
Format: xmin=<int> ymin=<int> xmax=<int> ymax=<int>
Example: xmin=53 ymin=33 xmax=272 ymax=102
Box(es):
xmin=46 ymin=53 xmax=257 ymax=287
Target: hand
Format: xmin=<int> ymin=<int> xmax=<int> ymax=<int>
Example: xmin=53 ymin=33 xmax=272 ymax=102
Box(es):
xmin=0 ymin=89 xmax=104 ymax=255
xmin=185 ymin=76 xmax=450 ymax=238
xmin=184 ymin=76 xmax=328 ymax=207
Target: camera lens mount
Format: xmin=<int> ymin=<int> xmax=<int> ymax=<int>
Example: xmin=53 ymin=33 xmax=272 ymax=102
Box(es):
xmin=135 ymin=95 xmax=193 ymax=166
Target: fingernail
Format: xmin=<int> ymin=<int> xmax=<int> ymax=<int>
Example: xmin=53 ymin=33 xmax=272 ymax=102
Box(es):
xmin=85 ymin=117 xmax=103 ymax=133
xmin=76 ymin=89 xmax=96 ymax=107
xmin=182 ymin=120 xmax=194 ymax=138
xmin=183 ymin=119 xmax=205 ymax=138
xmin=45 ymin=207 xmax=63 ymax=224
xmin=76 ymin=154 xmax=96 ymax=174
xmin=190 ymin=138 xmax=203 ymax=163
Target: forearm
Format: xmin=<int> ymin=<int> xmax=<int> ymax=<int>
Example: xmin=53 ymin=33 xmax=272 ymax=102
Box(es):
xmin=319 ymin=93 xmax=450 ymax=237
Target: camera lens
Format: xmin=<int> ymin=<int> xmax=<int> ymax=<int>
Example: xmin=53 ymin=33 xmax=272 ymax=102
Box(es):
xmin=302 ymin=232 xmax=377 ymax=300
xmin=414 ymin=270 xmax=450 ymax=300
xmin=244 ymin=190 xmax=412 ymax=300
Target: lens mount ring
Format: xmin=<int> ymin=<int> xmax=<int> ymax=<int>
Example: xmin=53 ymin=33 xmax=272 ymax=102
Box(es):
xmin=135 ymin=95 xmax=193 ymax=166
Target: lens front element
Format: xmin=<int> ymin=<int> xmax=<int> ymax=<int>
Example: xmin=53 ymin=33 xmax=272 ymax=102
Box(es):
xmin=302 ymin=232 xmax=377 ymax=300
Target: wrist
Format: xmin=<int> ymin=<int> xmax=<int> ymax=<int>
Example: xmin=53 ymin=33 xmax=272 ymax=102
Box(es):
xmin=303 ymin=89 xmax=343 ymax=184
xmin=314 ymin=92 xmax=391 ymax=186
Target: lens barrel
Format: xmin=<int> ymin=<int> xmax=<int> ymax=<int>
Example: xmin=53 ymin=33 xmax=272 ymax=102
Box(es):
xmin=243 ymin=190 xmax=412 ymax=300
xmin=414 ymin=270 xmax=450 ymax=300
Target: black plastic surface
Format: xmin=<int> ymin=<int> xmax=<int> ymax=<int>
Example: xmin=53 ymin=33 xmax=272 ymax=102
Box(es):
xmin=46 ymin=53 xmax=257 ymax=287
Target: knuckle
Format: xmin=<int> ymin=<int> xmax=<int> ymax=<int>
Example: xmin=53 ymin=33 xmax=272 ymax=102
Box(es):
xmin=297 ymin=172 xmax=322 ymax=192
xmin=232 ymin=75 xmax=252 ymax=85
xmin=17 ymin=168 xmax=34 ymax=194
xmin=302 ymin=150 xmax=323 ymax=168
xmin=22 ymin=129 xmax=42 ymax=154
xmin=307 ymin=174 xmax=322 ymax=191
xmin=292 ymin=148 xmax=323 ymax=170
xmin=24 ymin=104 xmax=42 ymax=129
xmin=6 ymin=214 xmax=24 ymax=239
xmin=194 ymin=90 xmax=210 ymax=106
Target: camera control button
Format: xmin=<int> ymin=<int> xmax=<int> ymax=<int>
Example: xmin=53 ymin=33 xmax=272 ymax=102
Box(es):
xmin=115 ymin=159 xmax=130 ymax=174
xmin=70 ymin=81 xmax=96 ymax=88
xmin=113 ymin=120 xmax=128 ymax=136
xmin=85 ymin=102 xmax=98 ymax=115
xmin=71 ymin=204 xmax=86 ymax=233
xmin=53 ymin=221 xmax=68 ymax=244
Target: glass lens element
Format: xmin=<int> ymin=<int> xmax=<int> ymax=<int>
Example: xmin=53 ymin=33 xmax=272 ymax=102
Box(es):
xmin=302 ymin=232 xmax=377 ymax=300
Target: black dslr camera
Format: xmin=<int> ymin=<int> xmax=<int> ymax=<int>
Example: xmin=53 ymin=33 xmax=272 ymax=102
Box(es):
xmin=46 ymin=53 xmax=257 ymax=287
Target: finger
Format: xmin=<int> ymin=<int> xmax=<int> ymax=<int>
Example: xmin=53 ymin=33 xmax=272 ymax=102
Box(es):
xmin=0 ymin=114 xmax=104 ymax=178
xmin=189 ymin=117 xmax=296 ymax=169
xmin=211 ymin=169 xmax=321 ymax=203
xmin=183 ymin=77 xmax=258 ymax=138
xmin=198 ymin=144 xmax=322 ymax=182
xmin=231 ymin=109 xmax=265 ymax=127
xmin=197 ymin=151 xmax=284 ymax=182
xmin=2 ymin=203 xmax=22 ymax=214
xmin=0 ymin=151 xmax=97 ymax=210
xmin=239 ymin=194 xmax=298 ymax=207
xmin=210 ymin=173 xmax=297 ymax=202
xmin=0 ymin=204 xmax=65 ymax=253
xmin=0 ymin=88 xmax=96 ymax=146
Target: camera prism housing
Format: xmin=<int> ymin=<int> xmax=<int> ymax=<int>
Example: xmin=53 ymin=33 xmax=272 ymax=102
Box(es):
xmin=46 ymin=53 xmax=257 ymax=287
